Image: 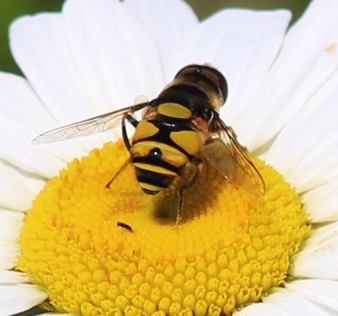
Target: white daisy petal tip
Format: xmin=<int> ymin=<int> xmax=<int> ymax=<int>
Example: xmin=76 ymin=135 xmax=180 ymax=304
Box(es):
xmin=0 ymin=284 xmax=47 ymax=316
xmin=261 ymin=288 xmax=333 ymax=316
xmin=0 ymin=210 xmax=24 ymax=270
xmin=235 ymin=287 xmax=335 ymax=316
xmin=0 ymin=271 xmax=29 ymax=285
xmin=291 ymin=222 xmax=338 ymax=279
xmin=286 ymin=279 xmax=338 ymax=313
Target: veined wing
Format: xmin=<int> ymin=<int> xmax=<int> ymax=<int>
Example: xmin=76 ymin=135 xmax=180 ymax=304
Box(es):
xmin=33 ymin=102 xmax=150 ymax=143
xmin=201 ymin=118 xmax=265 ymax=197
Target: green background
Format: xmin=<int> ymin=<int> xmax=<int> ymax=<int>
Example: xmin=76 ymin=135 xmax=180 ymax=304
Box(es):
xmin=1 ymin=0 xmax=311 ymax=74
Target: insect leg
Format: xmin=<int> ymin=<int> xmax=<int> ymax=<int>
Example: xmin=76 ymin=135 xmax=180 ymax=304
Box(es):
xmin=108 ymin=113 xmax=139 ymax=189
xmin=176 ymin=157 xmax=203 ymax=224
xmin=122 ymin=113 xmax=139 ymax=150
xmin=106 ymin=159 xmax=130 ymax=188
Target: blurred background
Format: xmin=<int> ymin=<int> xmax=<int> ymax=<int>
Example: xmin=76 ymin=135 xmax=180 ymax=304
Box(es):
xmin=0 ymin=0 xmax=311 ymax=74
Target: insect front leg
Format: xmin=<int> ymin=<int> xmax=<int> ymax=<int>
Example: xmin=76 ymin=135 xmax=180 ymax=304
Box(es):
xmin=122 ymin=113 xmax=139 ymax=150
xmin=107 ymin=113 xmax=139 ymax=188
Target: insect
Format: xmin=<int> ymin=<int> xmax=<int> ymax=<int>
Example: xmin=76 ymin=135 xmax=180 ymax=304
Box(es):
xmin=34 ymin=64 xmax=264 ymax=217
xmin=117 ymin=221 xmax=133 ymax=232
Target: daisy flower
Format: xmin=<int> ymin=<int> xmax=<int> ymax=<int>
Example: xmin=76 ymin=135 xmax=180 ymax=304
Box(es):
xmin=1 ymin=0 xmax=338 ymax=315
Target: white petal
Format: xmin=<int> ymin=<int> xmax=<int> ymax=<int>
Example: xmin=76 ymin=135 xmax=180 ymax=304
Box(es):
xmin=234 ymin=302 xmax=284 ymax=316
xmin=0 ymin=284 xmax=47 ymax=316
xmin=264 ymin=70 xmax=338 ymax=192
xmin=0 ymin=210 xmax=23 ymax=270
xmin=0 ymin=162 xmax=44 ymax=211
xmin=0 ymin=72 xmax=83 ymax=178
xmin=10 ymin=13 xmax=97 ymax=124
xmin=0 ymin=271 xmax=29 ymax=284
xmin=241 ymin=0 xmax=338 ymax=149
xmin=10 ymin=13 xmax=114 ymax=153
xmin=181 ymin=9 xmax=291 ymax=146
xmin=63 ymin=0 xmax=164 ymax=110
xmin=286 ymin=279 xmax=338 ymax=312
xmin=0 ymin=72 xmax=108 ymax=178
xmin=302 ymin=178 xmax=338 ymax=222
xmin=236 ymin=288 xmax=331 ymax=316
xmin=124 ymin=0 xmax=198 ymax=80
xmin=262 ymin=288 xmax=331 ymax=316
xmin=292 ymin=222 xmax=338 ymax=279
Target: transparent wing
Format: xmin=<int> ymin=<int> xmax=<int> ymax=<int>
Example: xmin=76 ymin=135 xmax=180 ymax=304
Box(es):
xmin=33 ymin=102 xmax=150 ymax=143
xmin=201 ymin=118 xmax=265 ymax=196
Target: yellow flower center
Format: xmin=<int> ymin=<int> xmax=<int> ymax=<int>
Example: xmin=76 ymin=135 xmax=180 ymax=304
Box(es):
xmin=17 ymin=140 xmax=311 ymax=315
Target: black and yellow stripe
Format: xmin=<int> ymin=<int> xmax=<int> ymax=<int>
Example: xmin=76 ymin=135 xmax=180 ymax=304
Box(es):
xmin=129 ymin=64 xmax=227 ymax=194
xmin=131 ymin=118 xmax=198 ymax=194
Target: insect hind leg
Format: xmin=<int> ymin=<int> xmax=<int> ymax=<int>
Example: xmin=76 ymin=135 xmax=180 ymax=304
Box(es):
xmin=176 ymin=157 xmax=203 ymax=224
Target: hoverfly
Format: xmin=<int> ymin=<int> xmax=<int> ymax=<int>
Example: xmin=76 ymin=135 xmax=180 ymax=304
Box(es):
xmin=34 ymin=64 xmax=264 ymax=216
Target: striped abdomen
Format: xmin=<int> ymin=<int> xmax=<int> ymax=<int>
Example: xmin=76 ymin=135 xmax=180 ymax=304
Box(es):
xmin=130 ymin=110 xmax=203 ymax=194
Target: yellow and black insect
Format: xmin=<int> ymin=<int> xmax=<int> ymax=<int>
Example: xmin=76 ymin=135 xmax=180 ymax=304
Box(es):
xmin=34 ymin=64 xmax=264 ymax=203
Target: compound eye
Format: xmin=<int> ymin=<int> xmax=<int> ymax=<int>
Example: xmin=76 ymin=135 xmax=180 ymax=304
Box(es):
xmin=198 ymin=66 xmax=228 ymax=104
xmin=175 ymin=65 xmax=197 ymax=78
xmin=175 ymin=64 xmax=228 ymax=104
